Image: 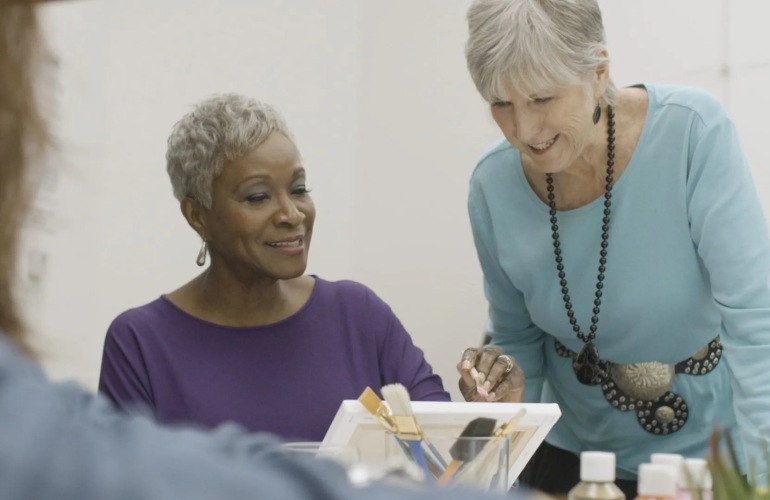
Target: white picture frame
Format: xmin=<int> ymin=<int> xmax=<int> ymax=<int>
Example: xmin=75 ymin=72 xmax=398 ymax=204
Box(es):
xmin=322 ymin=400 xmax=561 ymax=490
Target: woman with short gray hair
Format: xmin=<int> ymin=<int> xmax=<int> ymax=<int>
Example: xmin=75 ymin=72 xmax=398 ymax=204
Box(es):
xmin=456 ymin=0 xmax=770 ymax=495
xmin=97 ymin=94 xmax=465 ymax=440
xmin=166 ymin=94 xmax=293 ymax=210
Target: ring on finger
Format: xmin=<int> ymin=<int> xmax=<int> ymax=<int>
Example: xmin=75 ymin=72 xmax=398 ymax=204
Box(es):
xmin=498 ymin=354 xmax=515 ymax=374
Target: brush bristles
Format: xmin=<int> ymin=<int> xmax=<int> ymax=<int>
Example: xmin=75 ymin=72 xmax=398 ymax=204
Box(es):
xmin=450 ymin=418 xmax=497 ymax=462
xmin=381 ymin=383 xmax=413 ymax=417
xmin=358 ymin=386 xmax=397 ymax=432
xmin=358 ymin=387 xmax=384 ymax=415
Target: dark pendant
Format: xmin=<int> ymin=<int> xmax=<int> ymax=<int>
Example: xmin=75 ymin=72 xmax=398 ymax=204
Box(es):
xmin=548 ymin=106 xmax=615 ymax=387
xmin=573 ymin=342 xmax=605 ymax=385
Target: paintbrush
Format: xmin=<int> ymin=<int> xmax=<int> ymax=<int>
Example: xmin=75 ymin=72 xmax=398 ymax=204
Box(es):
xmin=452 ymin=408 xmax=527 ymax=486
xmin=358 ymin=386 xmax=444 ymax=477
xmin=358 ymin=386 xmax=414 ymax=461
xmin=358 ymin=386 xmax=397 ymax=432
xmin=437 ymin=417 xmax=497 ymax=485
xmin=492 ymin=408 xmax=527 ymax=437
xmin=469 ymin=366 xmax=490 ymax=398
xmin=381 ymin=383 xmax=448 ymax=476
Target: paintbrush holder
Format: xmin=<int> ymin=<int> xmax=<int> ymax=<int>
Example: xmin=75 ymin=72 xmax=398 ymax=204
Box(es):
xmin=280 ymin=441 xmax=361 ymax=469
xmin=384 ymin=432 xmax=510 ymax=491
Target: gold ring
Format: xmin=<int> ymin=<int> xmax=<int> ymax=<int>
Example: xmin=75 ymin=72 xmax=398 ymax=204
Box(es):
xmin=498 ymin=354 xmax=515 ymax=374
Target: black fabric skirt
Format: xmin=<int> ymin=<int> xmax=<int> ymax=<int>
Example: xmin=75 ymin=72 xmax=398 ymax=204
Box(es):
xmin=516 ymin=441 xmax=637 ymax=498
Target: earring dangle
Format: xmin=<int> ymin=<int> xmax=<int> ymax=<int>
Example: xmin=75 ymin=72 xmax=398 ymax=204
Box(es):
xmin=196 ymin=240 xmax=208 ymax=267
xmin=592 ymin=103 xmax=602 ymax=124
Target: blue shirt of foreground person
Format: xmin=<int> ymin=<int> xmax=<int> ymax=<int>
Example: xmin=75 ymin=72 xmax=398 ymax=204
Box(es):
xmin=0 ymin=1 xmax=522 ymax=498
xmin=0 ymin=332 xmax=529 ymax=499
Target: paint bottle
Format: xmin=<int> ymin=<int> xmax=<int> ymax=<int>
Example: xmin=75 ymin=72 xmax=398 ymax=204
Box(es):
xmin=679 ymin=458 xmax=712 ymax=500
xmin=650 ymin=454 xmax=685 ymax=498
xmin=650 ymin=453 xmax=713 ymax=500
xmin=635 ymin=463 xmax=677 ymax=500
xmin=567 ymin=451 xmax=625 ymax=500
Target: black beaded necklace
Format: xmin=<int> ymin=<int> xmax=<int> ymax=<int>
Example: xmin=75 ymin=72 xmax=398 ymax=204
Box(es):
xmin=546 ymin=105 xmax=615 ymax=385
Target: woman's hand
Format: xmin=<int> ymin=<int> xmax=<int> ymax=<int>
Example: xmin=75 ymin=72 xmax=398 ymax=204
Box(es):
xmin=457 ymin=346 xmax=524 ymax=402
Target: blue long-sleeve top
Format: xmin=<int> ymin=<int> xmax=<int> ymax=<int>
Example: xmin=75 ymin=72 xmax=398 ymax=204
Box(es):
xmin=0 ymin=333 xmax=506 ymax=499
xmin=469 ymin=83 xmax=770 ymax=481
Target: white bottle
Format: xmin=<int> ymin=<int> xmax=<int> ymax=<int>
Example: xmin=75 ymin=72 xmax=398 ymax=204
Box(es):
xmin=635 ymin=463 xmax=677 ymax=500
xmin=650 ymin=454 xmax=685 ymax=497
xmin=679 ymin=458 xmax=713 ymax=500
xmin=567 ymin=451 xmax=625 ymax=500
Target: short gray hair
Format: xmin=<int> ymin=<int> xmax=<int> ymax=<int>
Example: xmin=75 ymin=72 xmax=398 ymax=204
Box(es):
xmin=166 ymin=93 xmax=293 ymax=208
xmin=465 ymin=0 xmax=617 ymax=105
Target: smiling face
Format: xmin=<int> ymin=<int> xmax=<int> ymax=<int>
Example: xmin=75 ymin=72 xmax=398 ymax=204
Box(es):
xmin=187 ymin=132 xmax=315 ymax=281
xmin=490 ymin=82 xmax=600 ymax=175
xmin=489 ymin=55 xmax=609 ymax=175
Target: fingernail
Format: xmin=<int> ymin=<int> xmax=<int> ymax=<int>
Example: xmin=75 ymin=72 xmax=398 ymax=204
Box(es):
xmin=483 ymin=381 xmax=492 ymax=391
xmin=488 ymin=391 xmax=497 ymax=400
xmin=462 ymin=360 xmax=471 ymax=370
xmin=476 ymin=386 xmax=489 ymax=398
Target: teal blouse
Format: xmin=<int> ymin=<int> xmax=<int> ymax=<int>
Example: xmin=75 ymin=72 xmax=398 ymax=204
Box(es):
xmin=469 ymin=83 xmax=770 ymax=481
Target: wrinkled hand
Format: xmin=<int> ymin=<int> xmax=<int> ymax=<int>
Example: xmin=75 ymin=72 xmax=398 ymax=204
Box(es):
xmin=457 ymin=346 xmax=525 ymax=402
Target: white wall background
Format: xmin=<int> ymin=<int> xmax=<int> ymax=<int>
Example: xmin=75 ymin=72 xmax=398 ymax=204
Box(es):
xmin=24 ymin=0 xmax=770 ymax=402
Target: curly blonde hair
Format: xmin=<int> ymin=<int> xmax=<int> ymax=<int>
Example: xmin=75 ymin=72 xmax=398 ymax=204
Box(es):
xmin=0 ymin=0 xmax=52 ymax=353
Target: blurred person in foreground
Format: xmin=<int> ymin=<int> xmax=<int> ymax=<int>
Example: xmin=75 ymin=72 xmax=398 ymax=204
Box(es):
xmin=456 ymin=0 xmax=770 ymax=496
xmin=0 ymin=1 xmax=524 ymax=499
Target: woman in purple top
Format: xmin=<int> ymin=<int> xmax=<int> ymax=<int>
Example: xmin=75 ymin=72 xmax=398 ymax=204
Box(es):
xmin=97 ymin=94 xmax=461 ymax=441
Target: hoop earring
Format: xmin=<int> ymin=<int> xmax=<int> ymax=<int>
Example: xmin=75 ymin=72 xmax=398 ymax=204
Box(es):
xmin=592 ymin=103 xmax=601 ymax=124
xmin=196 ymin=240 xmax=208 ymax=267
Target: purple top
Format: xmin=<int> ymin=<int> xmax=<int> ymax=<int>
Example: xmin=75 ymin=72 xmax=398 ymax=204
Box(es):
xmin=98 ymin=277 xmax=449 ymax=440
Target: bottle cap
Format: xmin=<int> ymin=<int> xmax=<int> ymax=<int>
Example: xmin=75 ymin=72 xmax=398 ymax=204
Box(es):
xmin=580 ymin=451 xmax=616 ymax=482
xmin=683 ymin=458 xmax=713 ymax=490
xmin=638 ymin=463 xmax=678 ymax=497
xmin=650 ymin=453 xmax=685 ymax=487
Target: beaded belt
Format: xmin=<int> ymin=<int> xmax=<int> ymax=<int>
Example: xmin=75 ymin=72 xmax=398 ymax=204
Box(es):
xmin=554 ymin=336 xmax=722 ymax=435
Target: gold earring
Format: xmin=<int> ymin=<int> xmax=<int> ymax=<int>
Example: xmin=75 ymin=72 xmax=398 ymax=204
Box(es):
xmin=196 ymin=240 xmax=208 ymax=267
